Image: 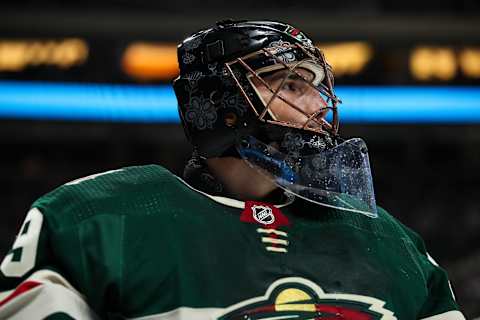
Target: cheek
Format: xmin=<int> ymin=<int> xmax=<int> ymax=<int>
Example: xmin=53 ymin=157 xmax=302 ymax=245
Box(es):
xmin=255 ymin=85 xmax=304 ymax=122
xmin=256 ymin=86 xmax=273 ymax=103
xmin=269 ymin=96 xmax=301 ymax=122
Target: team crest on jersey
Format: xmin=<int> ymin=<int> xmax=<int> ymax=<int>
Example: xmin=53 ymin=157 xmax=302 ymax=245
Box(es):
xmin=217 ymin=277 xmax=396 ymax=320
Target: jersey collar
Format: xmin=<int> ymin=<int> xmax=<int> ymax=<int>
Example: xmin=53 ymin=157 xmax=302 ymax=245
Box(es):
xmin=175 ymin=175 xmax=295 ymax=209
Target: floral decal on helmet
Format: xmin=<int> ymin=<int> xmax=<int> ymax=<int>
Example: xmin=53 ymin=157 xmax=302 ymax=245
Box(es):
xmin=182 ymin=52 xmax=196 ymax=64
xmin=269 ymin=40 xmax=297 ymax=64
xmin=184 ymin=71 xmax=203 ymax=90
xmin=185 ymin=96 xmax=217 ymax=130
xmin=281 ymin=132 xmax=305 ymax=153
xmin=221 ymin=92 xmax=248 ymax=115
xmin=183 ymin=35 xmax=202 ymax=51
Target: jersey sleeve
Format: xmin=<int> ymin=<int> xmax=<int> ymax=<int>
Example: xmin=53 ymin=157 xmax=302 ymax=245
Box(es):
xmin=0 ymin=208 xmax=100 ymax=319
xmin=0 ymin=167 xmax=138 ymax=319
xmin=1 ymin=165 xmax=177 ymax=319
xmin=402 ymin=226 xmax=466 ymax=320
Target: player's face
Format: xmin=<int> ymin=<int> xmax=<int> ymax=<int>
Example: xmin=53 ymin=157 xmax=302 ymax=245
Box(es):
xmin=252 ymin=68 xmax=328 ymax=128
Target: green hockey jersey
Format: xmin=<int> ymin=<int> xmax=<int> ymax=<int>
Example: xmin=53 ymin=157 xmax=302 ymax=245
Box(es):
xmin=0 ymin=165 xmax=465 ymax=319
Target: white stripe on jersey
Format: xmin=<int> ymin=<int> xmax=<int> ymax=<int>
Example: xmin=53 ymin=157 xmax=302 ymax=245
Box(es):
xmin=266 ymin=246 xmax=288 ymax=253
xmin=256 ymin=228 xmax=288 ymax=237
xmin=426 ymin=252 xmax=457 ymax=301
xmin=261 ymin=237 xmax=288 ymax=246
xmin=0 ymin=269 xmax=99 ymax=320
xmin=128 ymin=307 xmax=222 ymax=320
xmin=420 ymin=310 xmax=466 ymax=320
xmin=0 ymin=289 xmax=14 ymax=302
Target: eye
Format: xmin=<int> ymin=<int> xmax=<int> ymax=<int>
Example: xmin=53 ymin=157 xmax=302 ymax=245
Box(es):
xmin=282 ymin=81 xmax=302 ymax=94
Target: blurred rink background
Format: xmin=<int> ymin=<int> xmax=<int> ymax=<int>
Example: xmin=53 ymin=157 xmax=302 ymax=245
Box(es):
xmin=0 ymin=0 xmax=479 ymax=317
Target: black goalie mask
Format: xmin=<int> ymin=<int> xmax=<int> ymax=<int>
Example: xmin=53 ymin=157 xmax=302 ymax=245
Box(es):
xmin=174 ymin=20 xmax=377 ymax=217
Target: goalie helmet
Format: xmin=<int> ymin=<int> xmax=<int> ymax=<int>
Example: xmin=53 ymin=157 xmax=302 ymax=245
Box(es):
xmin=173 ymin=20 xmax=377 ymax=217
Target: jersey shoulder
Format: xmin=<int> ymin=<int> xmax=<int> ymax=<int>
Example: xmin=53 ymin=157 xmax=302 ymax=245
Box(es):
xmin=32 ymin=164 xmax=184 ymax=222
xmin=374 ymin=206 xmax=428 ymax=254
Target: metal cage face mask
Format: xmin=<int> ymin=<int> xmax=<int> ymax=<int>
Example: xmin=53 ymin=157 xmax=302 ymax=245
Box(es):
xmin=224 ymin=43 xmax=340 ymax=138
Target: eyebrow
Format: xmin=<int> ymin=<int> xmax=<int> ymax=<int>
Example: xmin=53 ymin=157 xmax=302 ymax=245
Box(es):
xmin=264 ymin=69 xmax=313 ymax=83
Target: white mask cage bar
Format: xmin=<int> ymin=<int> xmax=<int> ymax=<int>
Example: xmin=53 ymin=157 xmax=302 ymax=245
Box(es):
xmin=224 ymin=43 xmax=341 ymax=137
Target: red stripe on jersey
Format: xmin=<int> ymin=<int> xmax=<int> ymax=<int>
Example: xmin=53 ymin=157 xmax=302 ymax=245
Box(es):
xmin=316 ymin=304 xmax=374 ymax=319
xmin=0 ymin=281 xmax=42 ymax=308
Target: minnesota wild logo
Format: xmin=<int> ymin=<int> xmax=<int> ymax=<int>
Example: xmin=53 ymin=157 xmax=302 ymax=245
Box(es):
xmin=218 ymin=277 xmax=396 ymax=320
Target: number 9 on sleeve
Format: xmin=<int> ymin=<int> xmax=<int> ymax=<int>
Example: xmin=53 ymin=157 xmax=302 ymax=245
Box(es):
xmin=1 ymin=208 xmax=43 ymax=277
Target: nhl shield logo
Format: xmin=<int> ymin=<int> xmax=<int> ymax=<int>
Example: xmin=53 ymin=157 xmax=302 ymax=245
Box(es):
xmin=241 ymin=201 xmax=290 ymax=229
xmin=251 ymin=205 xmax=275 ymax=225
